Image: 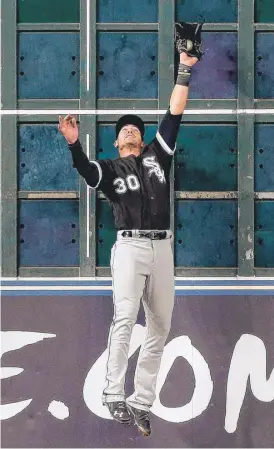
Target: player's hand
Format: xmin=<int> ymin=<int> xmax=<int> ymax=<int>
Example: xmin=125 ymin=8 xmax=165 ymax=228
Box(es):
xmin=58 ymin=114 xmax=79 ymax=145
xmin=180 ymin=52 xmax=199 ymax=67
xmin=174 ymin=22 xmax=204 ymax=64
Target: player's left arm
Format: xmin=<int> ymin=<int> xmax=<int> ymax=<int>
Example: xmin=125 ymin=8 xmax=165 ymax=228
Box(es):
xmin=156 ymin=22 xmax=203 ymax=156
xmin=156 ymin=53 xmax=198 ymax=156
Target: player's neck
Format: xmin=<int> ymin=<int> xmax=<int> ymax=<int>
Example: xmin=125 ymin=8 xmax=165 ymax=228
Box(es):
xmin=119 ymin=145 xmax=142 ymax=158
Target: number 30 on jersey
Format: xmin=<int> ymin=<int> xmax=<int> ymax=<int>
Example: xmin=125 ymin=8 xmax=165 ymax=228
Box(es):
xmin=113 ymin=175 xmax=140 ymax=194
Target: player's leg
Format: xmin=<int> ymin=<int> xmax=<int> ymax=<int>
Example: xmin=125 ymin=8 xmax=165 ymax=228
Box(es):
xmin=126 ymin=237 xmax=174 ymax=433
xmin=103 ymin=237 xmax=152 ymax=421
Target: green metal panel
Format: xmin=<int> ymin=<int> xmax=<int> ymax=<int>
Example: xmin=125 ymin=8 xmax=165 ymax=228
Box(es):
xmin=17 ymin=0 xmax=80 ymax=23
xmin=175 ymin=200 xmax=237 ymax=267
xmin=97 ymin=0 xmax=158 ymax=23
xmin=97 ymin=200 xmax=116 ymax=267
xmin=18 ymin=124 xmax=78 ymax=191
xmin=255 ymin=0 xmax=274 ymax=23
xmin=18 ymin=200 xmax=79 ymax=266
xmin=97 ymin=32 xmax=158 ymax=99
xmin=189 ymin=32 xmax=238 ymax=99
xmin=254 ymin=124 xmax=274 ymax=191
xmin=255 ymin=201 xmax=274 ymax=267
xmin=255 ymin=33 xmax=274 ymax=99
xmin=18 ymin=32 xmax=80 ymax=99
xmin=176 ymin=0 xmax=237 ymax=23
xmin=175 ymin=125 xmax=238 ymax=191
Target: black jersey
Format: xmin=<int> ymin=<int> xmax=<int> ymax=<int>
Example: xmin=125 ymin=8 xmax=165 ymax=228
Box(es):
xmin=69 ymin=110 xmax=182 ymax=230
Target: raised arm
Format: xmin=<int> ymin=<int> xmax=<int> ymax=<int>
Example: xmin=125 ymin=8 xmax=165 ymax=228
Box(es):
xmin=156 ymin=53 xmax=199 ymax=154
xmin=58 ymin=115 xmax=101 ymax=188
xmin=169 ymin=52 xmax=198 ymax=116
xmin=171 ymin=21 xmax=203 ymax=115
xmin=156 ymin=22 xmax=203 ymax=154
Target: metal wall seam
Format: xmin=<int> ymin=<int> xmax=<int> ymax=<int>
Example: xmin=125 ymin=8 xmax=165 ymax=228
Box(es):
xmin=237 ymin=0 xmax=255 ymax=276
xmin=158 ymin=0 xmax=175 ymax=257
xmin=1 ymin=0 xmax=17 ymax=276
xmin=79 ymin=0 xmax=97 ymax=276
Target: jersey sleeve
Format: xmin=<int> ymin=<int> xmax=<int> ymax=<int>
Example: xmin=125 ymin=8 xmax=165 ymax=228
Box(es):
xmin=69 ymin=140 xmax=116 ymax=190
xmin=156 ymin=109 xmax=182 ymax=156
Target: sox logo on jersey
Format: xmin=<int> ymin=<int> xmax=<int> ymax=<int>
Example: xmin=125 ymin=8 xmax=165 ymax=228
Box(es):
xmin=143 ymin=156 xmax=166 ymax=184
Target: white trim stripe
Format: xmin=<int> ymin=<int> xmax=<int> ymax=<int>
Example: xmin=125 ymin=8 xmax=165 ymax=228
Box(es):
xmin=2 ymin=109 xmax=274 ymax=115
xmin=1 ymin=276 xmax=274 ymax=281
xmin=89 ymin=161 xmax=102 ymax=189
xmin=86 ymin=134 xmax=90 ymax=258
xmin=1 ymin=285 xmax=274 ymax=291
xmin=156 ymin=131 xmax=174 ymax=155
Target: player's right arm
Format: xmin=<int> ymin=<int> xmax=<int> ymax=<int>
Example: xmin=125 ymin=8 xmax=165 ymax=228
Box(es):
xmin=68 ymin=139 xmax=102 ymax=188
xmin=58 ymin=114 xmax=115 ymax=190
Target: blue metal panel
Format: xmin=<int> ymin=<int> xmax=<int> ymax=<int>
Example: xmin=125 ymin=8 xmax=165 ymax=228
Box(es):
xmin=18 ymin=32 xmax=80 ymax=99
xmin=175 ymin=125 xmax=238 ymax=191
xmin=97 ymin=199 xmax=116 ymax=267
xmin=190 ymin=32 xmax=237 ymax=99
xmin=97 ymin=33 xmax=158 ymax=99
xmin=97 ymin=0 xmax=157 ymax=23
xmin=175 ymin=200 xmax=237 ymax=267
xmin=254 ymin=125 xmax=274 ymax=191
xmin=19 ymin=200 xmax=79 ymax=266
xmin=255 ymin=201 xmax=274 ymax=267
xmin=96 ymin=124 xmax=158 ymax=160
xmin=176 ymin=0 xmax=237 ymax=23
xmin=255 ymin=33 xmax=274 ymax=99
xmin=18 ymin=125 xmax=78 ymax=191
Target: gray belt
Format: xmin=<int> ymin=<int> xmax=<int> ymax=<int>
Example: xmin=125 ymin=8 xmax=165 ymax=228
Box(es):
xmin=119 ymin=230 xmax=171 ymax=240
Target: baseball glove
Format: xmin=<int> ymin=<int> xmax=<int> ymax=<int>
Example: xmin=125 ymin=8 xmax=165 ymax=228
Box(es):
xmin=174 ymin=21 xmax=204 ymax=60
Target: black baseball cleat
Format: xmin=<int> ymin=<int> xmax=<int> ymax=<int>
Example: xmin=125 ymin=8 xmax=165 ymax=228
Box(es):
xmin=127 ymin=405 xmax=151 ymax=436
xmin=104 ymin=401 xmax=132 ymax=424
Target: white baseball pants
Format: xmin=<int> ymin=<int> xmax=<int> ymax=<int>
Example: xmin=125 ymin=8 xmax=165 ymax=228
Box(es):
xmin=102 ymin=231 xmax=174 ymax=412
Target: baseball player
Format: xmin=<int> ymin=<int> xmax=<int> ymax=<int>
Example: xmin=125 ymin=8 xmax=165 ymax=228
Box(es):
xmin=58 ymin=22 xmax=203 ymax=436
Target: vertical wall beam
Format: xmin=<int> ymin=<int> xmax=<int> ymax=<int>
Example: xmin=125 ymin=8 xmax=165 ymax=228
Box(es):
xmin=158 ymin=0 xmax=175 ymax=251
xmin=1 ymin=0 xmax=17 ymax=277
xmin=79 ymin=0 xmax=97 ymax=276
xmin=237 ymin=0 xmax=255 ymax=276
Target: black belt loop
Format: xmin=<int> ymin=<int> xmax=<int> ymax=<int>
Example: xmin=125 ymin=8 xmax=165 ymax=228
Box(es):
xmin=121 ymin=231 xmax=133 ymax=238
